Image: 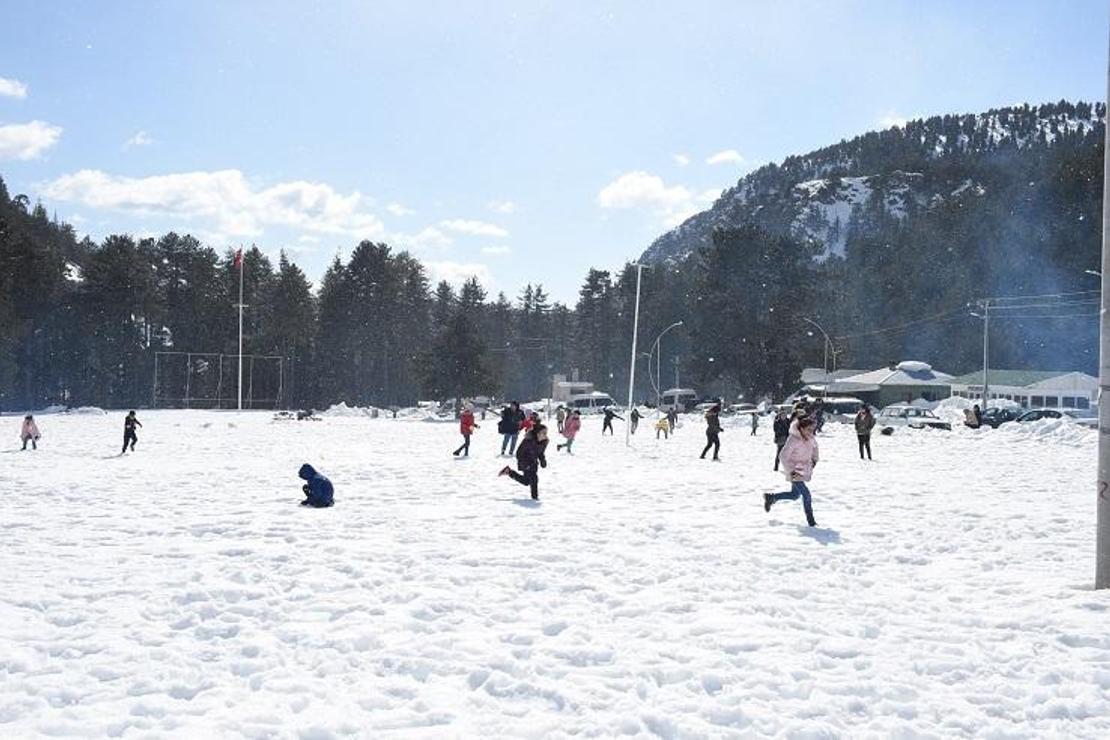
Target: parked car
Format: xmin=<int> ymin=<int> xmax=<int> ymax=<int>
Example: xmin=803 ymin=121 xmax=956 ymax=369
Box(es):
xmin=877 ymin=404 xmax=952 ymax=432
xmin=693 ymin=397 xmax=724 ymax=413
xmin=980 ymin=407 xmax=1022 ymax=428
xmin=726 ymin=402 xmax=758 ymax=415
xmin=660 ymin=388 xmax=698 ymax=413
xmin=1017 ymin=408 xmax=1098 ymax=428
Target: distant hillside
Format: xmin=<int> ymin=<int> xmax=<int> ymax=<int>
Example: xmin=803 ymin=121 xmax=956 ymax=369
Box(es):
xmin=639 ymin=101 xmax=1105 ymax=377
xmin=643 ymin=101 xmax=1103 ymax=268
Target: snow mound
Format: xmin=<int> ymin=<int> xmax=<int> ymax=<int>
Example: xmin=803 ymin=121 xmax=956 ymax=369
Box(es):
xmin=896 ymin=360 xmax=932 ymax=373
xmin=68 ymin=406 xmax=107 ymax=415
xmin=322 ymin=402 xmax=382 ymax=418
xmin=1000 ymin=416 xmax=1095 ymax=447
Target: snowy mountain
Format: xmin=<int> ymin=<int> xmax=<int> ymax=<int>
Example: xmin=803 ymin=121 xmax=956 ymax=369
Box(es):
xmin=641 ymin=101 xmax=1105 ymax=265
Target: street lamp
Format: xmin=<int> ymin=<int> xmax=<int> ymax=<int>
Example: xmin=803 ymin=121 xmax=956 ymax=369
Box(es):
xmin=802 ymin=317 xmax=834 ymax=395
xmin=650 ymin=321 xmax=684 ymax=413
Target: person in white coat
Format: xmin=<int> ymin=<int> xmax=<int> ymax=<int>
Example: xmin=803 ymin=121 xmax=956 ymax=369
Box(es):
xmin=764 ymin=416 xmax=819 ymax=527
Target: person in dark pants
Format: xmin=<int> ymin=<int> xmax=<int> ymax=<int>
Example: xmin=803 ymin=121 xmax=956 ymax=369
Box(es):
xmin=454 ymin=405 xmax=479 ymax=457
xmin=602 ymin=407 xmax=623 ymax=435
xmin=854 ymin=405 xmax=875 ymax=460
xmin=21 ymin=415 xmax=41 ymax=450
xmin=765 ymin=416 xmax=820 ymax=527
xmin=700 ymin=404 xmax=722 ymax=460
xmin=298 ymin=463 xmax=334 ymax=507
xmin=667 ymin=408 xmax=679 ymax=432
xmin=629 ymin=407 xmax=642 ymax=435
xmin=500 ymin=423 xmax=549 ymax=500
xmin=498 ymin=401 xmax=526 ymax=456
xmin=121 ymin=410 xmax=142 ymax=454
xmin=772 ymin=409 xmax=790 ymax=471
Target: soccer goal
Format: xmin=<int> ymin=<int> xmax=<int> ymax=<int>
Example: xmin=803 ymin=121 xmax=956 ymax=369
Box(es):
xmin=152 ymin=351 xmax=284 ymax=409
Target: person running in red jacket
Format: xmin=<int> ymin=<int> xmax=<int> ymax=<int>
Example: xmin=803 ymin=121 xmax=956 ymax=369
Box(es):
xmin=453 ymin=405 xmax=480 ymax=457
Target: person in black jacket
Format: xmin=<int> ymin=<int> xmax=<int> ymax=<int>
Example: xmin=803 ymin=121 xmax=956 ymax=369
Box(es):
xmin=121 ymin=410 xmax=142 ymax=454
xmin=772 ymin=409 xmax=791 ymax=471
xmin=629 ymin=407 xmax=642 ymax=435
xmin=700 ymin=404 xmax=722 ymax=461
xmin=498 ymin=401 xmax=526 ymax=456
xmin=602 ymin=407 xmax=623 ymax=435
xmin=499 ymin=423 xmax=549 ymax=500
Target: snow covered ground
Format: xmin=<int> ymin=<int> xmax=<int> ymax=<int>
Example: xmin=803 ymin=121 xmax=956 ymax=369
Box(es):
xmin=2 ymin=410 xmax=1108 ymax=738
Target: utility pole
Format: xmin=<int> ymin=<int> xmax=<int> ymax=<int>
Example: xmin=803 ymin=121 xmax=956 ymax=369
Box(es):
xmin=625 ymin=264 xmax=649 ymax=447
xmin=235 ymin=246 xmax=246 ymax=411
xmin=980 ymin=299 xmax=990 ymax=409
xmin=1097 ymin=19 xmax=1110 ymax=589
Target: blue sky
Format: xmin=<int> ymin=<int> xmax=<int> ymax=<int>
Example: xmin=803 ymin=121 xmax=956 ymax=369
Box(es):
xmin=0 ymin=0 xmax=1106 ymax=302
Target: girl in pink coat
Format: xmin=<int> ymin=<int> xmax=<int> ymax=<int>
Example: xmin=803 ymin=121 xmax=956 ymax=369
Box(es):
xmin=556 ymin=410 xmax=581 ymax=454
xmin=21 ymin=415 xmax=41 ymax=451
xmin=764 ymin=416 xmax=819 ymax=526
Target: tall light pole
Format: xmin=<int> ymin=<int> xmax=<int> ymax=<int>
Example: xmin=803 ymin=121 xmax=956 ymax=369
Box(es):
xmin=970 ymin=302 xmax=991 ymax=408
xmin=650 ymin=321 xmax=684 ymax=412
xmin=626 ymin=263 xmax=649 ymax=447
xmin=802 ymin=318 xmax=833 ymax=395
xmin=1097 ymin=21 xmax=1110 ymax=589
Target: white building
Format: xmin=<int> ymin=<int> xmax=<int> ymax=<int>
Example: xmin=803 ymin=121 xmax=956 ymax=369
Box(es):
xmin=947 ymin=370 xmax=1097 ymax=410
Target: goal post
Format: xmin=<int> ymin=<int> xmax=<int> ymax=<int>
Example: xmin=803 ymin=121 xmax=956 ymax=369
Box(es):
xmin=153 ymin=351 xmax=284 ymax=409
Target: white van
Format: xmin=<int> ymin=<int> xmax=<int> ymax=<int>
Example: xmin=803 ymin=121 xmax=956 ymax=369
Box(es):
xmin=569 ymin=391 xmax=617 ymax=413
xmin=660 ymin=388 xmax=698 ymax=413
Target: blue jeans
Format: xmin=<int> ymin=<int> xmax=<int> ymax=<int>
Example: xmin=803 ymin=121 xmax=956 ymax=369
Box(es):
xmin=501 ymin=432 xmax=519 ymax=455
xmin=771 ymin=481 xmax=816 ymax=526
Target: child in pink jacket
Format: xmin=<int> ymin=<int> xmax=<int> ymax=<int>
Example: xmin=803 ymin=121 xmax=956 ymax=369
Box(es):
xmin=764 ymin=416 xmax=819 ymax=526
xmin=21 ymin=415 xmax=41 ymax=451
xmin=556 ymin=410 xmax=581 ymax=454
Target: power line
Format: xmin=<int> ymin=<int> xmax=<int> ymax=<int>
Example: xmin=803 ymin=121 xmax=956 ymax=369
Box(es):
xmin=833 ymin=307 xmax=971 ymax=340
xmin=987 ymin=289 xmax=1100 ymax=303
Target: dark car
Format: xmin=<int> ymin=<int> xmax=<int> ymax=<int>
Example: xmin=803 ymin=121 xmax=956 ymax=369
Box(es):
xmin=981 ymin=407 xmax=1022 ymax=429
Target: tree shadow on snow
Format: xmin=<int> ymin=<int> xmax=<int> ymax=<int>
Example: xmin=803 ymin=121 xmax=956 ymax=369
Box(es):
xmin=797 ymin=526 xmax=842 ymax=545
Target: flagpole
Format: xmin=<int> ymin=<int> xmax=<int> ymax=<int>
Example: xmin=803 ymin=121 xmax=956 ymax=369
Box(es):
xmin=237 ymin=247 xmax=244 ymax=412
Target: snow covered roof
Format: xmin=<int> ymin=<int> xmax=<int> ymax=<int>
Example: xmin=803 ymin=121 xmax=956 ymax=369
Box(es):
xmin=947 ymin=369 xmax=1097 ymax=389
xmin=799 ymin=368 xmax=869 ymax=384
xmin=838 ymin=362 xmax=953 ymax=387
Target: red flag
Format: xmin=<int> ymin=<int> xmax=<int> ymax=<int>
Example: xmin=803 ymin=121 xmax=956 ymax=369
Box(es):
xmin=233 ymin=248 xmax=243 ymax=269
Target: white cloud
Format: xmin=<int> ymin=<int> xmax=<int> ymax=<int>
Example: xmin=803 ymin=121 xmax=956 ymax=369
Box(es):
xmin=487 ymin=199 xmax=516 ymax=214
xmin=425 ymin=260 xmax=494 ymax=290
xmin=480 ymin=244 xmax=511 ymax=255
xmin=0 ymin=76 xmax=28 ymax=99
xmin=40 ymin=168 xmax=386 ymax=240
xmin=298 ymin=234 xmax=321 ymax=244
xmin=0 ymin=120 xmax=62 ymax=161
xmin=386 ymin=202 xmax=415 ymax=217
xmin=123 ymin=130 xmax=154 ymax=150
xmin=391 ymin=226 xmax=453 ymax=251
xmin=597 ymin=171 xmax=719 ymax=228
xmin=705 ymin=149 xmax=745 ymax=166
xmin=439 ymin=218 xmax=509 ymax=238
xmin=672 ymin=153 xmax=690 ymax=167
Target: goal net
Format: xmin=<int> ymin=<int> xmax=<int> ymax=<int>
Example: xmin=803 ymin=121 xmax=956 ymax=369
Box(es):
xmin=153 ymin=352 xmax=284 ymax=409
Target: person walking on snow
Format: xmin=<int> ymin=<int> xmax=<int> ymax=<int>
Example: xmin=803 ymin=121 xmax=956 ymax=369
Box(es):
xmin=298 ymin=463 xmax=334 ymax=507
xmin=121 ymin=410 xmax=142 ymax=454
xmin=772 ymin=409 xmax=790 ymax=471
xmin=749 ymin=412 xmax=759 ymax=436
xmin=20 ymin=415 xmax=41 ymax=450
xmin=454 ymin=405 xmax=479 ymax=457
xmin=855 ymin=405 xmax=876 ymax=460
xmin=764 ymin=416 xmax=820 ymax=527
xmin=498 ymin=401 xmax=525 ymax=456
xmin=630 ymin=407 xmax=642 ymax=435
xmin=500 ymin=422 xmax=549 ymax=500
xmin=557 ymin=409 xmax=581 ymax=453
xmin=667 ymin=408 xmax=679 ymax=432
xmin=555 ymin=405 xmax=566 ymax=434
xmin=655 ymin=416 xmax=671 ymax=439
xmin=602 ymin=407 xmax=623 ymax=435
xmin=700 ymin=404 xmax=722 ymax=461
